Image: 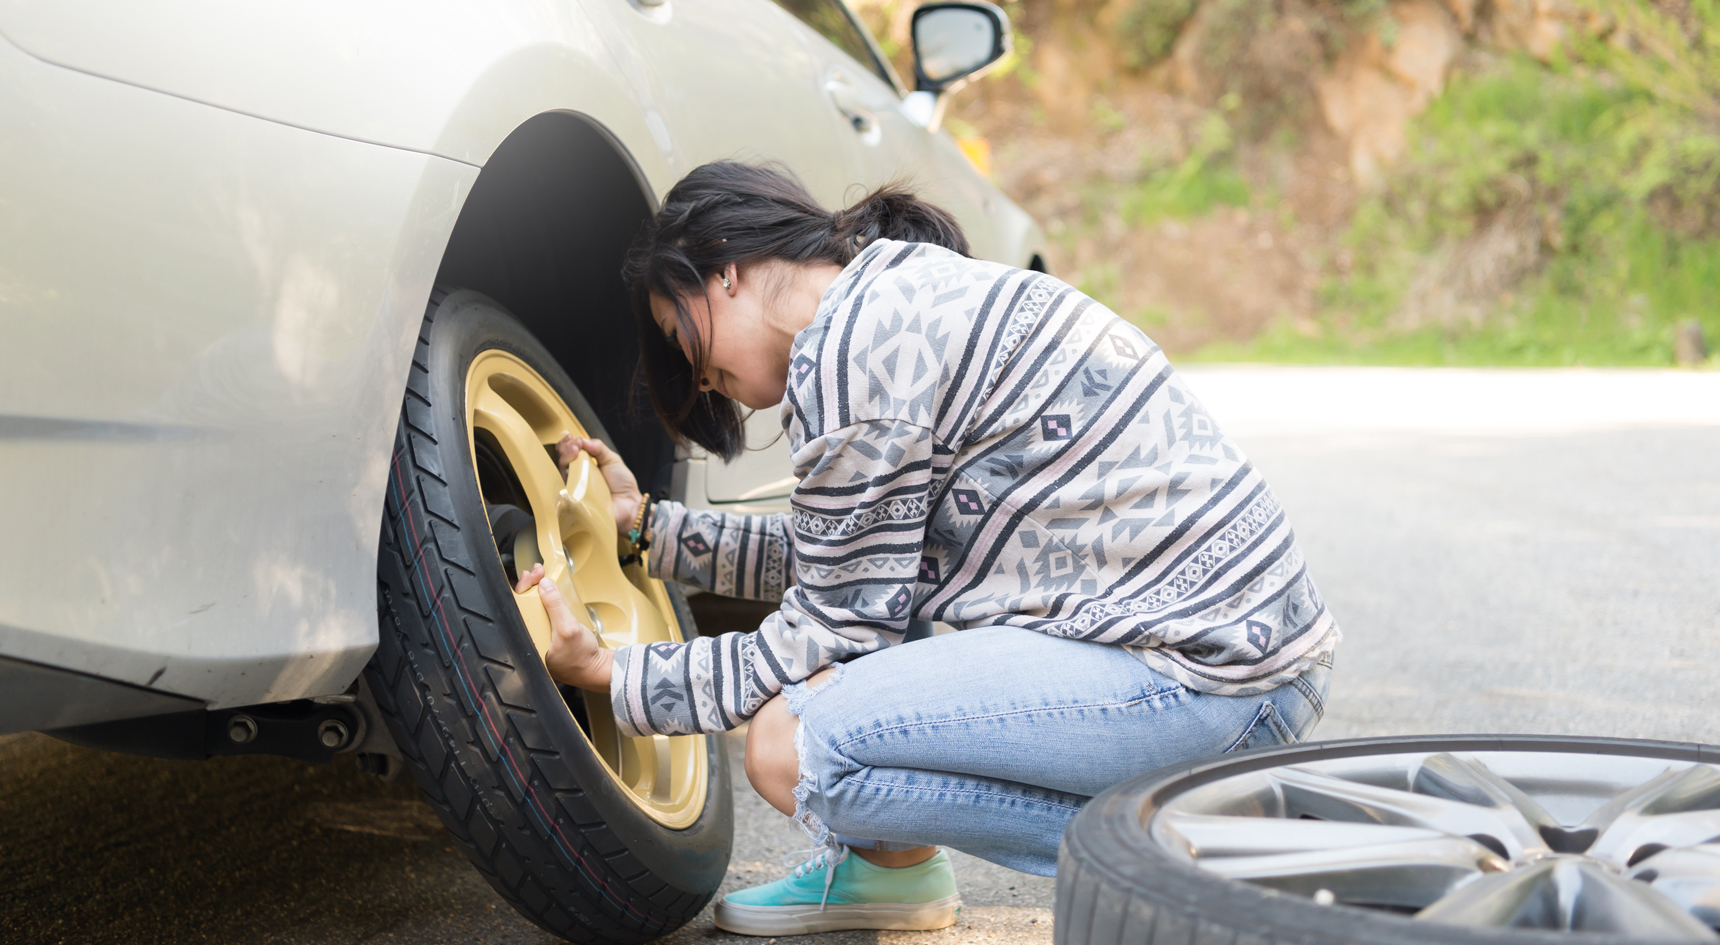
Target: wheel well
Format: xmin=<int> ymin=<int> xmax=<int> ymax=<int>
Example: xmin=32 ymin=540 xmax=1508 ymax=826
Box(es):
xmin=435 ymin=112 xmax=674 ymax=499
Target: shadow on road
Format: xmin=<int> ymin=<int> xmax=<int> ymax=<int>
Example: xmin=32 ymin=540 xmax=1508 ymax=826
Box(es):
xmin=0 ymin=731 xmax=557 ymax=945
xmin=1 ymin=729 xmax=1053 ymax=945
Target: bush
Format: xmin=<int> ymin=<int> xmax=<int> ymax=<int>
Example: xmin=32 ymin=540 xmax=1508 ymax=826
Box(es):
xmin=1113 ymin=0 xmax=1198 ymax=68
xmin=1198 ymin=0 xmax=1720 ymax=366
xmin=1123 ymin=111 xmax=1252 ymax=222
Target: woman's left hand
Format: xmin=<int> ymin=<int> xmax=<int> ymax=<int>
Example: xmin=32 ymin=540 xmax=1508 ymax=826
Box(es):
xmin=515 ymin=562 xmax=613 ymax=692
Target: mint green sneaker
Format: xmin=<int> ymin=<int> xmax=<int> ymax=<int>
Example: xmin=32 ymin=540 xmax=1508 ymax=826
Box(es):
xmin=713 ymin=846 xmax=962 ymax=936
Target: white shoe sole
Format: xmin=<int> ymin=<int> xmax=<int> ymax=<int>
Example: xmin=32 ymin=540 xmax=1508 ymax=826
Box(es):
xmin=713 ymin=893 xmax=962 ymax=936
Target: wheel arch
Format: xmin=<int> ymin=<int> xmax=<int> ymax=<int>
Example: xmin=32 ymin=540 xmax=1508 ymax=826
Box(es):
xmin=432 ymin=110 xmax=677 ymax=501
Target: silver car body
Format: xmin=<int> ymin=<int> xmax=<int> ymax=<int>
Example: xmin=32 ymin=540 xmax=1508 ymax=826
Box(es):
xmin=0 ymin=0 xmax=1042 ymax=726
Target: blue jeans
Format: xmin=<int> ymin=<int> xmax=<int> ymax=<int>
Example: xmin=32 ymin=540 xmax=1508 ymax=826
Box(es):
xmin=781 ymin=626 xmax=1333 ymax=876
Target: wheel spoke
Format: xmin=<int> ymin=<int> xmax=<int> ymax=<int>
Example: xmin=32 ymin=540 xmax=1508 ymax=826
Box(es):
xmin=1588 ymin=766 xmax=1720 ymax=867
xmin=1415 ymin=858 xmax=1718 ymax=938
xmin=1580 ymin=765 xmax=1687 ymax=833
xmin=1415 ymin=753 xmax=1559 ymax=832
xmin=464 ymin=351 xmax=707 ymax=829
xmin=1634 ymin=843 xmax=1720 ymax=930
xmin=471 ymin=375 xmax=674 ymax=651
xmin=617 ymin=729 xmax=658 ymax=797
xmin=560 ymin=450 xmax=671 ymax=647
xmin=471 ymin=385 xmax=575 ymax=569
xmin=557 ymin=449 xmax=617 ymax=568
xmin=471 ymin=385 xmax=585 ymax=652
xmin=1159 ymin=748 xmax=1720 ymax=938
xmin=1158 ymin=812 xmax=1450 ymax=859
xmin=1200 ymin=835 xmax=1507 ymax=908
xmin=1272 ymin=766 xmax=1549 ymax=858
xmin=1570 ymin=863 xmax=1720 ymax=939
xmin=1414 ymin=855 xmax=1560 ymax=926
xmin=1638 ymin=765 xmax=1720 ymax=817
xmin=1599 ymin=809 xmax=1720 ymax=865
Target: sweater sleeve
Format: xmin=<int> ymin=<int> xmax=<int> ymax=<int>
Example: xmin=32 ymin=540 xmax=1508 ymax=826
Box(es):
xmin=609 ymin=419 xmax=937 ymax=736
xmin=643 ymin=500 xmax=794 ymax=602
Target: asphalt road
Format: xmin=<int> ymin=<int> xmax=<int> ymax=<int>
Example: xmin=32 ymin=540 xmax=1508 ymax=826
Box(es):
xmin=3 ymin=367 xmax=1716 ymax=945
xmin=1186 ymin=367 xmax=1720 ymax=744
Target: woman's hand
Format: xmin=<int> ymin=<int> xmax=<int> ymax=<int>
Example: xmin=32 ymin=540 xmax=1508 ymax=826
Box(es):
xmin=556 ymin=435 xmax=643 ymax=540
xmin=514 ymin=562 xmax=613 ymax=692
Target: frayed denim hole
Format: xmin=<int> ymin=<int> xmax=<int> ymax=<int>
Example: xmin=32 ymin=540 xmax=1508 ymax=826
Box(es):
xmin=782 ymin=681 xmax=812 ymax=719
xmin=789 ymin=717 xmax=831 ymax=847
xmin=834 ymin=834 xmax=924 ymax=853
xmin=783 ymin=662 xmax=844 ymax=719
xmin=785 ymin=666 xmax=848 ymax=848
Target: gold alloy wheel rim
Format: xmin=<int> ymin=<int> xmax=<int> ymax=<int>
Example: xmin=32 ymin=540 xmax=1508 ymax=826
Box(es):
xmin=466 ymin=350 xmax=707 ymax=829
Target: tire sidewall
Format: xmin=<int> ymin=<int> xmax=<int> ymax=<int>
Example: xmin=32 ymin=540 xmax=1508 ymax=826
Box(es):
xmin=424 ymin=288 xmax=732 ymax=893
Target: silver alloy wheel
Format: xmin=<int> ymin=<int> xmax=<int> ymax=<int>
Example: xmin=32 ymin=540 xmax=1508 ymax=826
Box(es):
xmin=1150 ymin=749 xmax=1720 ymax=938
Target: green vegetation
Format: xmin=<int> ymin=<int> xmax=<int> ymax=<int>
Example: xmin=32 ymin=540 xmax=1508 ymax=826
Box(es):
xmin=1109 ymin=0 xmax=1390 ymax=141
xmin=1123 ymin=109 xmax=1252 ymax=222
xmin=1113 ymin=0 xmax=1197 ymax=68
xmin=1193 ymin=0 xmax=1720 ymax=366
xmin=1195 ymin=221 xmax=1720 ymax=365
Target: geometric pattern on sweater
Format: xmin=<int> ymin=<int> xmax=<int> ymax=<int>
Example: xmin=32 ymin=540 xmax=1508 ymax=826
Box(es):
xmin=647 ymin=502 xmax=792 ymax=601
xmin=611 ymin=239 xmax=1339 ymax=737
xmin=795 ymin=495 xmax=932 ymax=540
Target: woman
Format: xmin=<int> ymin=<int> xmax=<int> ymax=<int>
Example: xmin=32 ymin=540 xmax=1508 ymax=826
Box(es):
xmin=514 ymin=162 xmax=1339 ymax=937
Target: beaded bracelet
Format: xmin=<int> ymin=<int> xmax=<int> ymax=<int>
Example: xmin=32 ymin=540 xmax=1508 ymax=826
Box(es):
xmin=619 ymin=493 xmax=651 ymax=567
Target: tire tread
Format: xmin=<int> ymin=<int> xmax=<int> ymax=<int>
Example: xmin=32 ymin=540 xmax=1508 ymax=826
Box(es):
xmin=364 ymin=291 xmax=721 ymax=943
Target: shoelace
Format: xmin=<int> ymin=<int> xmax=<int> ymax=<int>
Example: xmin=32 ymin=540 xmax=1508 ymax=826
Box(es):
xmin=780 ymin=841 xmax=850 ymax=909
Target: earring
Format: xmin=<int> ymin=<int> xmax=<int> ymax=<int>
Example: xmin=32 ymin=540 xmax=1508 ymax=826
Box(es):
xmin=722 ymin=275 xmax=731 ymax=289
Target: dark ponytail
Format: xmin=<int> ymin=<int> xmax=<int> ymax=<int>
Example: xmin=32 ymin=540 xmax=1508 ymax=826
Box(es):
xmin=623 ymin=161 xmax=967 ymax=460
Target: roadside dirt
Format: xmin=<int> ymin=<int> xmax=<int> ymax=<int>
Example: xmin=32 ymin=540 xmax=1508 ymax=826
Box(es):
xmin=854 ymin=0 xmax=1590 ymax=354
xmin=948 ymin=77 xmax=1358 ymax=352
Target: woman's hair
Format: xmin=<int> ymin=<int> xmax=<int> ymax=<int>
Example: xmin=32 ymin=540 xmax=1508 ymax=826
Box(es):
xmin=623 ymin=161 xmax=968 ymax=460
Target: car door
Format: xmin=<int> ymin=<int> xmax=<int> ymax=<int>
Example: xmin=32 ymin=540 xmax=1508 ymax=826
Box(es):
xmin=691 ymin=0 xmax=898 ymax=513
xmin=689 ymin=0 xmax=1009 ymax=517
xmin=771 ymin=0 xmax=1004 ymax=261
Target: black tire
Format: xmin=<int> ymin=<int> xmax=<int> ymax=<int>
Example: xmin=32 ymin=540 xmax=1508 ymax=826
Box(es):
xmin=1056 ymin=734 xmax=1720 ymax=945
xmin=367 ymin=288 xmax=732 ymax=943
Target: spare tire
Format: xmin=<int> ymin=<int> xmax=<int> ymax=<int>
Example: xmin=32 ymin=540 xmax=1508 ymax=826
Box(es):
xmin=1057 ymin=734 xmax=1720 ymax=945
xmin=368 ymin=288 xmax=732 ymax=943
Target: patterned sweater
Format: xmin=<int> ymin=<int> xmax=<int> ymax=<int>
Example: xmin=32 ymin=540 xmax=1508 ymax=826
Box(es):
xmin=609 ymin=240 xmax=1338 ymax=737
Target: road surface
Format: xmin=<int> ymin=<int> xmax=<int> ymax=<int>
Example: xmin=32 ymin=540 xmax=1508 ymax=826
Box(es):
xmin=4 ymin=367 xmax=1716 ymax=944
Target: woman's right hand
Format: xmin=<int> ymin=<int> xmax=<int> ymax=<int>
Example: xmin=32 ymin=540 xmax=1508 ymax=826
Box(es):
xmin=514 ymin=562 xmax=612 ymax=692
xmin=556 ymin=435 xmax=643 ymax=540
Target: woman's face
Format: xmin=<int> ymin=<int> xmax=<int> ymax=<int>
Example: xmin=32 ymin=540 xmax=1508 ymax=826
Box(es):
xmin=649 ymin=264 xmax=794 ymax=411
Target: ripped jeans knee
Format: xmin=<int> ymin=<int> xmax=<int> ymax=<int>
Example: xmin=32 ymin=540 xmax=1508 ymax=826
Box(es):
xmin=780 ymin=664 xmax=923 ymax=854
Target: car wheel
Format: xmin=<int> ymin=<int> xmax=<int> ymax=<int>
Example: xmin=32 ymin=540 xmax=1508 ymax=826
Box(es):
xmin=1057 ymin=734 xmax=1720 ymax=944
xmin=368 ymin=288 xmax=732 ymax=943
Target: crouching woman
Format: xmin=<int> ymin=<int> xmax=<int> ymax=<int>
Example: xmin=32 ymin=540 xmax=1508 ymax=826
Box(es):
xmin=515 ymin=162 xmax=1339 ymax=936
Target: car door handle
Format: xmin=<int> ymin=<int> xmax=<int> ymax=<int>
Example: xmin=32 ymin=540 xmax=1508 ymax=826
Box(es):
xmin=825 ymin=78 xmax=877 ymax=134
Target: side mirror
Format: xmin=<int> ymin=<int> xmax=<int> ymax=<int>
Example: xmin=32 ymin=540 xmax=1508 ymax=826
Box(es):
xmin=903 ymin=1 xmax=1010 ymax=133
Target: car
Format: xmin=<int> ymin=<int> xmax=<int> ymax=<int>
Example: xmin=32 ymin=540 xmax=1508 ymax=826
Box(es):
xmin=0 ymin=1 xmax=1043 ymax=940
